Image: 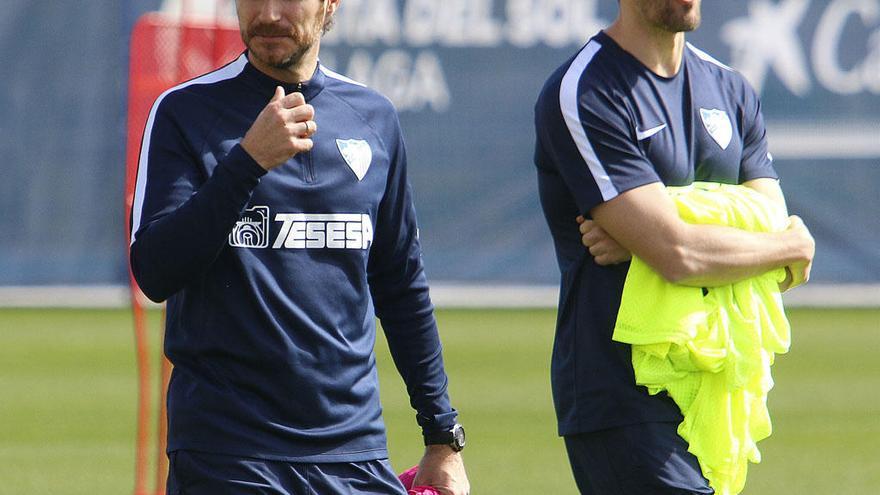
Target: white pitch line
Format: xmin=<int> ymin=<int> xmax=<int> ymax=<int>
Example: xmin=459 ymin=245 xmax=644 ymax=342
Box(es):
xmin=0 ymin=284 xmax=878 ymax=309
xmin=767 ymin=122 xmax=880 ymax=160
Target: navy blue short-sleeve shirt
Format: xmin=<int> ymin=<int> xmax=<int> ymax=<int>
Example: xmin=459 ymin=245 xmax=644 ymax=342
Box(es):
xmin=533 ymin=31 xmax=778 ymax=435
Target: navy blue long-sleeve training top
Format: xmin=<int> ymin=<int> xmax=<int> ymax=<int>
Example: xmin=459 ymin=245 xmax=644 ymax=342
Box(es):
xmin=130 ymin=53 xmax=457 ymax=462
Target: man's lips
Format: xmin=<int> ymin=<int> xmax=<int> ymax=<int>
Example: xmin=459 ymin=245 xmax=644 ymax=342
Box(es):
xmin=252 ymin=34 xmax=293 ymax=47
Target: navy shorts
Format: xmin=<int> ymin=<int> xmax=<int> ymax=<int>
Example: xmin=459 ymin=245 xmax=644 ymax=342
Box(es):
xmin=564 ymin=422 xmax=714 ymax=495
xmin=166 ymin=450 xmax=407 ymax=495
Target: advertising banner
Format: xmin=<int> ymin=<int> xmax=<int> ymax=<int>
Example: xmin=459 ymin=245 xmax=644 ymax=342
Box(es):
xmin=0 ymin=0 xmax=876 ymax=287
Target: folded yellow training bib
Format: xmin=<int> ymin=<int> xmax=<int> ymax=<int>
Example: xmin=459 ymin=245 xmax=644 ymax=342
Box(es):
xmin=613 ymin=182 xmax=790 ymax=495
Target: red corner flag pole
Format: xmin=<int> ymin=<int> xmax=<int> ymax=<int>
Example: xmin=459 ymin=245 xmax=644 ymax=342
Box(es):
xmin=126 ymin=2 xmax=242 ymax=493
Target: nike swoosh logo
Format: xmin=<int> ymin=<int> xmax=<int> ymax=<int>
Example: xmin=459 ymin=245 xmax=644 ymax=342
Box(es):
xmin=636 ymin=124 xmax=667 ymax=140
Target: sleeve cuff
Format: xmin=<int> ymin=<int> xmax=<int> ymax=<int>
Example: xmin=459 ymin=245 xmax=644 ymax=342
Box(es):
xmin=417 ymin=410 xmax=459 ymax=434
xmin=224 ymin=143 xmax=268 ymax=181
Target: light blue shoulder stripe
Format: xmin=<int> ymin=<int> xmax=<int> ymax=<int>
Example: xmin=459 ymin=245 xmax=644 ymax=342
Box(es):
xmin=130 ymin=54 xmax=249 ymax=246
xmin=558 ymin=40 xmax=618 ymax=202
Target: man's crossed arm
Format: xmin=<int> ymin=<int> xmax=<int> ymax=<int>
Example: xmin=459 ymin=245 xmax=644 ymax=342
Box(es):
xmin=577 ymin=178 xmax=814 ymax=291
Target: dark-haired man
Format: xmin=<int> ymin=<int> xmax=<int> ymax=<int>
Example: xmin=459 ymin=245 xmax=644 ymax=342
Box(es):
xmin=130 ymin=1 xmax=468 ymax=493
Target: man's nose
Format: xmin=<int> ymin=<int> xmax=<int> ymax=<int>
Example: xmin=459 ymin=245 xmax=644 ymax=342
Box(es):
xmin=256 ymin=0 xmax=282 ymax=23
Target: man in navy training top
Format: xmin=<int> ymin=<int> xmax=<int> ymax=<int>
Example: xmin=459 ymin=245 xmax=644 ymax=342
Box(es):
xmin=129 ymin=0 xmax=469 ymax=493
xmin=534 ymin=0 xmax=815 ymax=493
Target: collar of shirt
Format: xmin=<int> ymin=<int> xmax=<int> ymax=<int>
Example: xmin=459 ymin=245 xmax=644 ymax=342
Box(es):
xmin=241 ymin=51 xmax=326 ymax=101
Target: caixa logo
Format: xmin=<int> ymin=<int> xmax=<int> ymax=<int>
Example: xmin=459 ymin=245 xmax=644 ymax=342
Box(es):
xmin=722 ymin=0 xmax=880 ymax=96
xmin=229 ymin=206 xmax=374 ymax=250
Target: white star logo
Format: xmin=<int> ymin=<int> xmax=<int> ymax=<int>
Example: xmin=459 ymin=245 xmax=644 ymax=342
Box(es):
xmin=721 ymin=0 xmax=812 ymax=96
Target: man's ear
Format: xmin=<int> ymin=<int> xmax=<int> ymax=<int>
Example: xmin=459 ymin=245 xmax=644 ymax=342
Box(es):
xmin=326 ymin=0 xmax=341 ymax=18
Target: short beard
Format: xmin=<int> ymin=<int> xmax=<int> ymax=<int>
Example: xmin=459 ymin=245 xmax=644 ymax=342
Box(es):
xmin=267 ymin=43 xmax=312 ymax=70
xmin=649 ymin=2 xmax=701 ymax=33
xmin=245 ymin=13 xmax=324 ymax=70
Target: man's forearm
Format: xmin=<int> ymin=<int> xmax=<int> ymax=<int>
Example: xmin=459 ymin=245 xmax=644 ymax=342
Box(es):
xmin=590 ymin=182 xmax=814 ymax=288
xmin=131 ymin=145 xmax=265 ymax=302
xmin=671 ymin=221 xmax=809 ymax=287
xmin=379 ymin=303 xmax=458 ymax=433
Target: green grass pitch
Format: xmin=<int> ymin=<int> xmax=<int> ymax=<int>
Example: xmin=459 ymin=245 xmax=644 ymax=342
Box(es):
xmin=0 ymin=307 xmax=878 ymax=494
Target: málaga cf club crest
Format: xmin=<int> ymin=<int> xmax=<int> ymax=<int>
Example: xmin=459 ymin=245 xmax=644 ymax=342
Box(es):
xmin=336 ymin=139 xmax=373 ymax=181
xmin=699 ymin=108 xmax=733 ymax=150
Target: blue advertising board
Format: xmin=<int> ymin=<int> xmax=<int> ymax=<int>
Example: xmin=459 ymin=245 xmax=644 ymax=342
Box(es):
xmin=319 ymin=0 xmax=880 ymax=283
xmin=0 ymin=0 xmax=877 ymax=287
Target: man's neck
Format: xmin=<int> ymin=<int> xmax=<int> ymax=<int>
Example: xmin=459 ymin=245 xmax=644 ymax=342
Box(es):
xmin=605 ymin=15 xmax=685 ymax=78
xmin=249 ymin=44 xmax=321 ymax=84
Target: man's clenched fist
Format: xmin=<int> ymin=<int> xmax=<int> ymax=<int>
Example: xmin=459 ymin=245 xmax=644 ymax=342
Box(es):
xmin=241 ymin=86 xmax=317 ymax=171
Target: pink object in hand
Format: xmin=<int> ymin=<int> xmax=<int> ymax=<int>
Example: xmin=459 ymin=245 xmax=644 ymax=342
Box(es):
xmin=398 ymin=466 xmax=441 ymax=495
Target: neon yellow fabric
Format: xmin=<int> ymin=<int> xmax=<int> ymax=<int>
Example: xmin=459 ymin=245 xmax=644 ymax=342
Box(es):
xmin=613 ymin=182 xmax=791 ymax=495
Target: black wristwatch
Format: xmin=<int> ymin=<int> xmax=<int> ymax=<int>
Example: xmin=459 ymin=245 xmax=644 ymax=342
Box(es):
xmin=423 ymin=423 xmax=466 ymax=452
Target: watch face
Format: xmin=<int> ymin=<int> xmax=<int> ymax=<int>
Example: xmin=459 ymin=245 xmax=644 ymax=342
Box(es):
xmin=452 ymin=424 xmax=466 ymax=450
